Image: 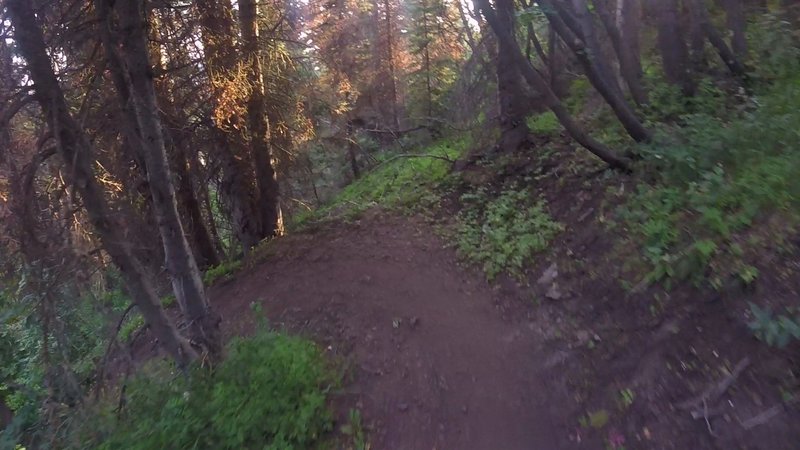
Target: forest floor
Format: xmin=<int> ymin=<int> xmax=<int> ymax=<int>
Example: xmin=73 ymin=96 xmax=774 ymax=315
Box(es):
xmin=202 ymin=203 xmax=799 ymax=449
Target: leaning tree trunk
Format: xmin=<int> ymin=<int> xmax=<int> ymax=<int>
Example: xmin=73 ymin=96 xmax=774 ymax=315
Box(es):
xmin=538 ymin=0 xmax=652 ymax=143
xmin=239 ymin=0 xmax=284 ymax=238
xmin=110 ymin=0 xmax=221 ymax=359
xmin=495 ymin=0 xmax=531 ymax=151
xmin=7 ymin=0 xmax=195 ymax=367
xmin=593 ymin=0 xmax=648 ymax=106
xmin=688 ymin=0 xmax=748 ymax=79
xmin=476 ymin=0 xmax=631 ymax=171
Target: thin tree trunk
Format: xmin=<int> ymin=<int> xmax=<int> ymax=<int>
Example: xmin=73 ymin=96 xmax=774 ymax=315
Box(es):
xmin=239 ymin=0 xmax=284 ymax=238
xmin=476 ymin=0 xmax=631 ymax=171
xmin=111 ymin=0 xmax=221 ymax=359
xmin=723 ymin=0 xmax=748 ymax=58
xmin=7 ymin=0 xmax=195 ymax=367
xmin=569 ymin=0 xmax=624 ymax=97
xmin=593 ymin=0 xmax=648 ymax=106
xmin=383 ymin=0 xmax=400 ymax=129
xmin=456 ymin=0 xmax=478 ymax=53
xmin=538 ymin=0 xmax=652 ymax=142
xmin=688 ymin=0 xmax=748 ymax=78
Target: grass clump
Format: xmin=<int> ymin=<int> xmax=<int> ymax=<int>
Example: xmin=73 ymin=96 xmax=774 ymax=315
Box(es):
xmin=456 ymin=187 xmax=562 ymax=280
xmin=203 ymin=260 xmax=243 ymax=285
xmin=86 ymin=330 xmax=335 ymax=450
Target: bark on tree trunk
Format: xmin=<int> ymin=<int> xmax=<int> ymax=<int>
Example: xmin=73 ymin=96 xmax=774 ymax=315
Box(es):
xmin=239 ymin=0 xmax=284 ymax=238
xmin=476 ymin=0 xmax=631 ymax=171
xmin=647 ymin=0 xmax=695 ymax=95
xmin=495 ymin=0 xmax=531 ymax=152
xmin=110 ymin=0 xmax=221 ymax=359
xmin=723 ymin=0 xmax=748 ymax=58
xmin=7 ymin=0 xmax=195 ymax=367
xmin=688 ymin=0 xmax=748 ymax=78
xmin=593 ymin=0 xmax=648 ymax=106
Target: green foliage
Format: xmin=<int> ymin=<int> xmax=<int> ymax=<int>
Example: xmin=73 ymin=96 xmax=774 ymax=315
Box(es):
xmin=203 ymin=260 xmax=243 ymax=285
xmin=296 ymin=136 xmax=469 ymax=226
xmin=748 ymin=13 xmax=800 ymax=82
xmin=91 ymin=330 xmax=335 ymax=450
xmin=621 ymin=73 xmax=800 ymax=287
xmin=526 ymin=111 xmax=561 ymax=136
xmin=456 ymin=187 xmax=562 ymax=280
xmin=749 ymin=303 xmax=800 ymax=348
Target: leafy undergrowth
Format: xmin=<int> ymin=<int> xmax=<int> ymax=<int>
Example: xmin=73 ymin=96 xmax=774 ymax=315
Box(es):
xmin=72 ymin=330 xmax=336 ymax=450
xmin=291 ymin=136 xmax=470 ymax=228
xmin=620 ymin=74 xmax=800 ymax=292
xmin=456 ymin=186 xmax=563 ymax=280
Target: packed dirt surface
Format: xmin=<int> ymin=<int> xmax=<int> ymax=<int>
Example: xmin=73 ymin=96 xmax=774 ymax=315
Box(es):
xmin=210 ymin=213 xmax=592 ymax=449
xmin=202 ymin=205 xmax=799 ymax=450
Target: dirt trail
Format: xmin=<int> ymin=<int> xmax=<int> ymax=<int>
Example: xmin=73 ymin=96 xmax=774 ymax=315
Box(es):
xmin=211 ymin=213 xmax=582 ymax=449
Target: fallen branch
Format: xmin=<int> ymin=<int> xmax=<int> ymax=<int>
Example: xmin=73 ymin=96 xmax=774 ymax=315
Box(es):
xmin=739 ymin=396 xmax=797 ymax=430
xmin=678 ymin=357 xmax=751 ymax=413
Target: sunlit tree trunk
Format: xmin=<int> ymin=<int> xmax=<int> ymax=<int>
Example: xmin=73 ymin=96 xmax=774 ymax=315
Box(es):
xmin=239 ymin=0 xmax=284 ymax=238
xmin=195 ymin=0 xmax=264 ymax=252
xmin=7 ymin=0 xmax=195 ymax=367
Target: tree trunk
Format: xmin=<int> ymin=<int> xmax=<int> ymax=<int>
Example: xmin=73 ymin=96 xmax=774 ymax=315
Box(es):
xmin=383 ymin=0 xmax=401 ymax=129
xmin=110 ymin=0 xmax=221 ymax=359
xmin=195 ymin=0 xmax=264 ymax=252
xmin=722 ymin=0 xmax=748 ymax=58
xmin=7 ymin=0 xmax=195 ymax=367
xmin=539 ymin=0 xmax=652 ymax=142
xmin=593 ymin=0 xmax=648 ymax=106
xmin=476 ymin=0 xmax=631 ymax=171
xmin=688 ymin=0 xmax=748 ymax=78
xmin=569 ymin=0 xmax=624 ymax=97
xmin=647 ymin=0 xmax=695 ymax=95
xmin=495 ymin=0 xmax=531 ymax=152
xmin=238 ymin=0 xmax=284 ymax=238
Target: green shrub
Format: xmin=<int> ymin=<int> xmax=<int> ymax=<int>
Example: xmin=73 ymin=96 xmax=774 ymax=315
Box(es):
xmin=749 ymin=304 xmax=800 ymax=348
xmin=93 ymin=330 xmax=335 ymax=450
xmin=457 ymin=187 xmax=562 ymax=280
xmin=622 ymin=74 xmax=800 ymax=287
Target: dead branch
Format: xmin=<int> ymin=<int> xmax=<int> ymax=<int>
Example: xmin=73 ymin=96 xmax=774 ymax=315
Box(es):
xmin=678 ymin=357 xmax=751 ymax=413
